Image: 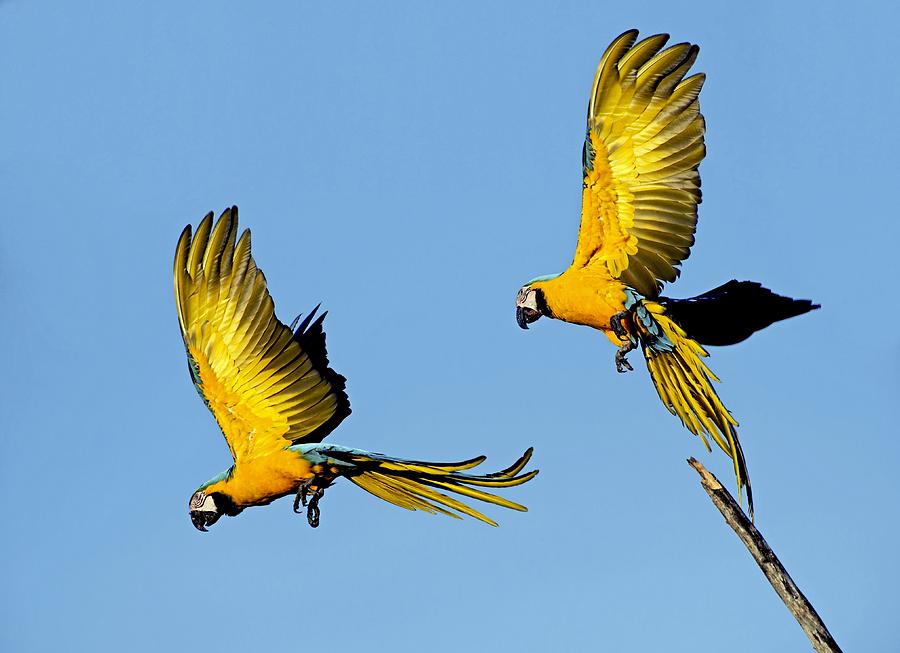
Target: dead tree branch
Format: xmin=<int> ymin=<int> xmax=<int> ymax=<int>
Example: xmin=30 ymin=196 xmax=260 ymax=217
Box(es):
xmin=687 ymin=458 xmax=841 ymax=653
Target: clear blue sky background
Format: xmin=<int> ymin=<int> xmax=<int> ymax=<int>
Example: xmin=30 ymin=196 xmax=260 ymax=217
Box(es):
xmin=2 ymin=1 xmax=897 ymax=651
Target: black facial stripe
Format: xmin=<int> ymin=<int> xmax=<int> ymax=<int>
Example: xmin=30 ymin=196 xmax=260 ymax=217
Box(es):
xmin=534 ymin=288 xmax=552 ymax=318
xmin=208 ymin=492 xmax=242 ymax=517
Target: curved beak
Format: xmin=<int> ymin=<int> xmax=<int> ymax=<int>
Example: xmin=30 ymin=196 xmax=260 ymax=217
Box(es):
xmin=190 ymin=510 xmax=218 ymax=532
xmin=516 ymin=306 xmax=541 ymax=330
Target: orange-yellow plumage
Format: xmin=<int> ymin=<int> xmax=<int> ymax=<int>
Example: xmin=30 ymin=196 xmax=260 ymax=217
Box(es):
xmin=573 ymin=30 xmax=704 ymax=297
xmin=202 ymin=451 xmax=315 ymax=507
xmin=635 ymin=300 xmax=749 ymax=506
xmin=178 ymin=207 xmax=538 ymax=529
xmin=529 ymin=267 xmax=625 ymax=337
xmin=175 ymin=213 xmax=344 ymax=462
xmin=516 ymin=30 xmax=775 ymax=516
xmin=537 ymin=30 xmax=707 ymax=343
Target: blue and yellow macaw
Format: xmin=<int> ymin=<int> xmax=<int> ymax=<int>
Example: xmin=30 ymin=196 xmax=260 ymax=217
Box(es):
xmin=176 ymin=207 xmax=537 ymax=531
xmin=514 ymin=30 xmax=819 ymax=516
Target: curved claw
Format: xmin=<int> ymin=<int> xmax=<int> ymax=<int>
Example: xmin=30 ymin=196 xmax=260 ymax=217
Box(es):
xmin=610 ymin=310 xmax=630 ymax=341
xmin=293 ymin=478 xmax=327 ymax=527
xmin=293 ymin=479 xmax=311 ymax=513
xmin=615 ymin=340 xmax=637 ymax=374
xmin=307 ymin=491 xmax=322 ymax=528
xmin=615 ymin=352 xmax=633 ymax=373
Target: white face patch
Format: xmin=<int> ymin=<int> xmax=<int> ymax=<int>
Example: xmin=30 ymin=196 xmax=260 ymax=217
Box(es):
xmin=516 ymin=287 xmax=539 ymax=311
xmin=198 ymin=495 xmax=217 ymax=512
xmin=190 ymin=492 xmax=217 ymax=513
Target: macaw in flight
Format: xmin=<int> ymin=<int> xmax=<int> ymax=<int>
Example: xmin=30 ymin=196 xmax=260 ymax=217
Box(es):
xmin=176 ymin=207 xmax=537 ymax=531
xmin=515 ymin=30 xmax=818 ymax=517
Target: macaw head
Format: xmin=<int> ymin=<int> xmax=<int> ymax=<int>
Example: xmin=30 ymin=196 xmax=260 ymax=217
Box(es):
xmin=516 ymin=275 xmax=557 ymax=329
xmin=189 ymin=490 xmax=237 ymax=531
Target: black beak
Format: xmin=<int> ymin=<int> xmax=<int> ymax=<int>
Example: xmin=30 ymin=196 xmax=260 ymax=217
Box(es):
xmin=516 ymin=306 xmax=541 ymax=330
xmin=191 ymin=511 xmax=218 ymax=532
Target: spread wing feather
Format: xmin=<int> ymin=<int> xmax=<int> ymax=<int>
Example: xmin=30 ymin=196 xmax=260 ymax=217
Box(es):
xmin=174 ymin=207 xmax=351 ymax=461
xmin=573 ymin=30 xmax=706 ymax=297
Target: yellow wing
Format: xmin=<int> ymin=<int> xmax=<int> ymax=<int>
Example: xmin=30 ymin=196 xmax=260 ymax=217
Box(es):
xmin=174 ymin=207 xmax=351 ymax=462
xmin=573 ymin=30 xmax=706 ymax=297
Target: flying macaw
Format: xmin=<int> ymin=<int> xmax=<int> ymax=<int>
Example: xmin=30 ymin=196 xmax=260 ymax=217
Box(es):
xmin=176 ymin=207 xmax=537 ymax=531
xmin=514 ymin=30 xmax=818 ymax=517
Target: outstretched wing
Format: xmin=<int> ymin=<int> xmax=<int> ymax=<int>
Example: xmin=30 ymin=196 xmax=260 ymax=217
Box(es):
xmin=174 ymin=207 xmax=351 ymax=462
xmin=572 ymin=30 xmax=706 ymax=297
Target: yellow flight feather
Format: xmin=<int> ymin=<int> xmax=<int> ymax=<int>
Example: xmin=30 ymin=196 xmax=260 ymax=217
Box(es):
xmin=636 ymin=302 xmax=752 ymax=515
xmin=174 ymin=207 xmax=349 ymax=462
xmin=341 ymin=448 xmax=538 ymax=527
xmin=517 ymin=31 xmax=821 ymax=518
xmin=573 ymin=29 xmax=706 ymax=297
xmin=180 ymin=208 xmax=539 ymax=529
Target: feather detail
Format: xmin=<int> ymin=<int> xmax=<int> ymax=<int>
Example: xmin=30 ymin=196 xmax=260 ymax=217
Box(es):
xmin=320 ymin=447 xmax=539 ymax=527
xmin=572 ymin=30 xmax=707 ymax=296
xmin=634 ymin=298 xmax=753 ymax=517
xmin=174 ymin=207 xmax=351 ymax=462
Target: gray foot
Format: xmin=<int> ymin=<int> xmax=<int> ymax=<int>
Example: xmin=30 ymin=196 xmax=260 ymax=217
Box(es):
xmin=615 ymin=340 xmax=636 ymax=373
xmin=293 ymin=478 xmax=326 ymax=528
xmin=610 ymin=310 xmax=631 ymax=341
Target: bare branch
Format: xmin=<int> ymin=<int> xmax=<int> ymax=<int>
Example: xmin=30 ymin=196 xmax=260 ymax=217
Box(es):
xmin=687 ymin=458 xmax=842 ymax=653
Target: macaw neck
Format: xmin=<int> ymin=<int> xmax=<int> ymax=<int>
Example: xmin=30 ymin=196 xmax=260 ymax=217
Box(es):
xmin=198 ymin=467 xmax=234 ymax=492
xmin=532 ymin=267 xmax=626 ymax=331
xmin=199 ymin=450 xmax=315 ymax=508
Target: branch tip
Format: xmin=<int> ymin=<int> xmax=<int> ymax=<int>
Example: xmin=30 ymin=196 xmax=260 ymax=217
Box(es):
xmin=688 ymin=458 xmax=841 ymax=652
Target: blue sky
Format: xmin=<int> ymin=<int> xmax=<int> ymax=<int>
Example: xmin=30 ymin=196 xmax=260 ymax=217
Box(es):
xmin=2 ymin=1 xmax=897 ymax=651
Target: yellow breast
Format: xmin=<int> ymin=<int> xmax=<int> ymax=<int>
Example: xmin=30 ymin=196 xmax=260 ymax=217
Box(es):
xmin=533 ymin=268 xmax=626 ymax=337
xmin=204 ymin=450 xmax=315 ymax=507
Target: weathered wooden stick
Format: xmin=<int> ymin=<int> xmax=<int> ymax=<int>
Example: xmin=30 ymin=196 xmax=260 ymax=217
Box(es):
xmin=687 ymin=458 xmax=842 ymax=653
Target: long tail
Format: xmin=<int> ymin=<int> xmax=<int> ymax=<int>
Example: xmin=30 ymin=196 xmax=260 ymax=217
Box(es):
xmin=630 ymin=298 xmax=753 ymax=517
xmin=310 ymin=445 xmax=538 ymax=526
